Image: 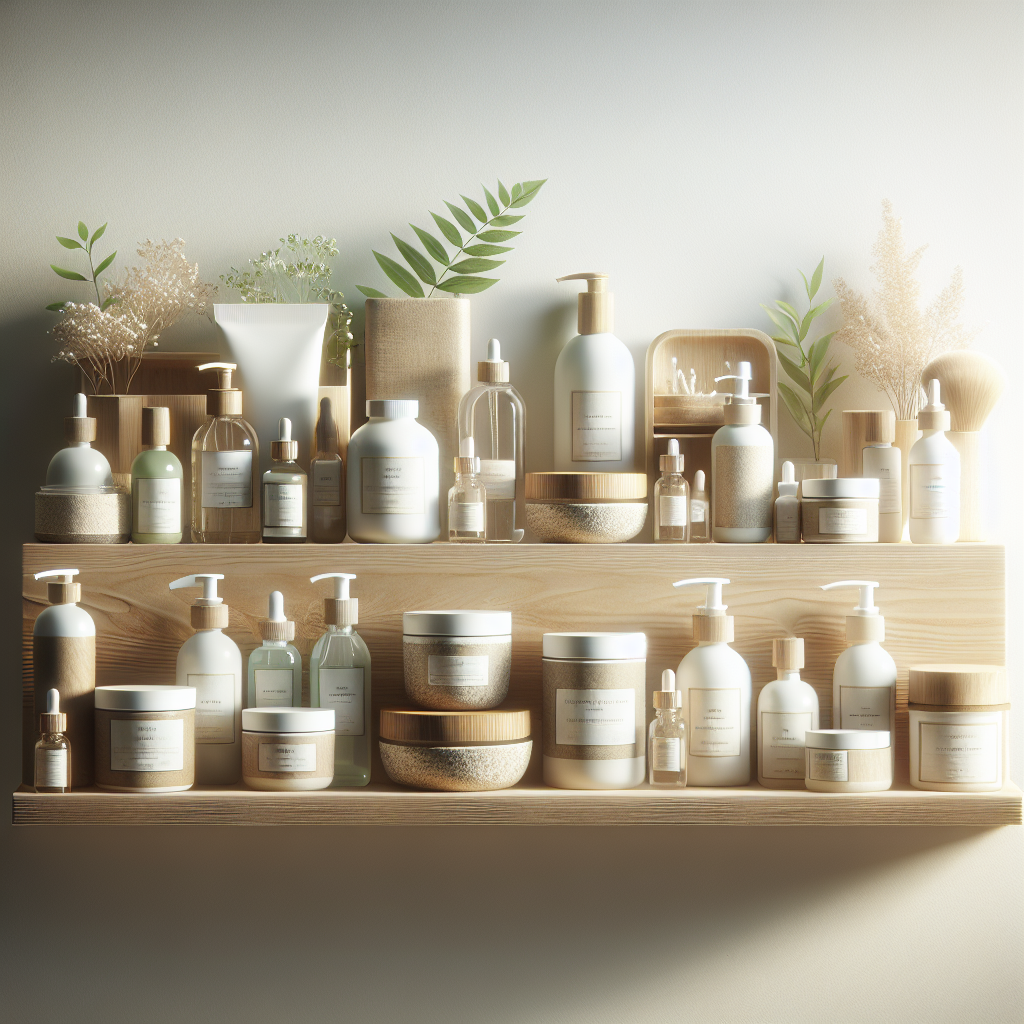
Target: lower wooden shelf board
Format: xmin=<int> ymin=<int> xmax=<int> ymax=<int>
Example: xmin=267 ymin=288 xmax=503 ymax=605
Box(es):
xmin=12 ymin=782 xmax=1022 ymax=827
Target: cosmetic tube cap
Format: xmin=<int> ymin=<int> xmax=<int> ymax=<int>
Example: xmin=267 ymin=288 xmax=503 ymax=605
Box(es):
xmin=65 ymin=393 xmax=97 ymax=443
xmin=311 ymin=573 xmax=358 ymax=626
xmin=478 ymin=338 xmax=510 ymax=383
xmin=557 ymin=272 xmax=613 ymax=335
xmin=259 ymin=590 xmax=295 ymax=641
xmin=35 ymin=568 xmax=81 ymax=605
xmin=660 ymin=438 xmax=683 ymax=474
xmin=199 ymin=362 xmax=242 ymax=416
xmin=918 ymin=379 xmax=950 ymax=431
xmin=142 ymin=406 xmax=171 ymax=447
xmin=271 ymin=417 xmax=299 ymax=462
xmin=40 ymin=688 xmax=67 ymax=734
xmin=654 ymin=668 xmax=682 ymax=709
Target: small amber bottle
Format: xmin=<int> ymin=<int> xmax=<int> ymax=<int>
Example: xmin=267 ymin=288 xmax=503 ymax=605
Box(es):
xmin=34 ymin=688 xmax=72 ymax=793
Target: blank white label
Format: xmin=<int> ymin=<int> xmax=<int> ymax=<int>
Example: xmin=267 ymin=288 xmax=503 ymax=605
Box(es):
xmin=876 ymin=471 xmax=901 ymax=514
xmin=919 ymin=722 xmax=999 ymax=784
xmin=659 ymin=495 xmax=688 ymax=527
xmin=201 ymin=451 xmax=253 ymax=508
xmin=690 ymin=500 xmax=706 ymax=523
xmin=189 ymin=674 xmax=236 ymax=743
xmin=361 ymin=457 xmax=424 ymax=515
xmin=910 ymin=464 xmax=949 ymax=519
xmin=312 ymin=462 xmax=342 ymax=506
xmin=688 ymin=688 xmax=741 ymax=757
xmin=110 ymin=718 xmax=184 ymax=772
xmin=651 ymin=736 xmax=681 ymax=772
xmin=428 ymin=655 xmax=488 ymax=687
xmin=259 ymin=742 xmax=316 ymax=773
xmin=809 ymin=749 xmax=848 ymax=782
xmin=264 ymin=483 xmax=304 ymax=527
xmin=318 ymin=668 xmax=364 ymax=736
xmin=818 ymin=507 xmax=867 ymax=535
xmin=761 ymin=711 xmax=813 ymax=779
xmin=254 ymin=669 xmax=294 ymax=707
xmin=35 ymin=747 xmax=68 ymax=788
xmin=555 ymin=687 xmax=635 ymax=746
xmin=136 ymin=477 xmax=181 ymax=534
xmin=839 ymin=686 xmax=891 ymax=731
xmin=571 ymin=391 xmax=622 ymax=462
xmin=451 ymin=502 xmax=484 ymax=533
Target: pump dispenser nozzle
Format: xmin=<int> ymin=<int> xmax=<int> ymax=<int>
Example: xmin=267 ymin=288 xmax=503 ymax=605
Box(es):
xmin=654 ymin=668 xmax=682 ymax=709
xmin=478 ymin=338 xmax=510 ymax=383
xmin=198 ymin=362 xmax=243 ymax=416
xmin=170 ymin=573 xmax=229 ymax=629
xmin=779 ymin=460 xmax=798 ymax=497
xmin=821 ymin=580 xmax=885 ymax=643
xmin=557 ymin=272 xmax=613 ymax=334
xmin=311 ymin=572 xmax=358 ymax=626
xmin=673 ymin=577 xmax=734 ymax=643
xmin=715 ymin=361 xmax=765 ymax=425
xmin=673 ymin=577 xmax=729 ymax=614
xmin=35 ymin=568 xmax=81 ymax=605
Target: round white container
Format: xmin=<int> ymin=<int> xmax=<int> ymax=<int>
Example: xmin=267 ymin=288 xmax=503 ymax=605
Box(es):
xmin=804 ymin=729 xmax=891 ymax=792
xmin=347 ymin=400 xmax=440 ymax=543
xmin=800 ymin=478 xmax=880 ymax=543
xmin=242 ymin=707 xmax=336 ymax=791
xmin=542 ymin=632 xmax=646 ymax=790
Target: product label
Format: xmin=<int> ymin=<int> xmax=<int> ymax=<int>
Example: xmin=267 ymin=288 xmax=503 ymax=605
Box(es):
xmin=312 ymin=462 xmax=342 ymax=506
xmin=188 ymin=674 xmax=236 ymax=743
xmin=775 ymin=501 xmax=800 ymax=541
xmin=714 ymin=445 xmax=773 ymax=530
xmin=874 ymin=468 xmax=901 ymax=515
xmin=34 ymin=747 xmax=68 ymax=788
xmin=450 ymin=502 xmax=484 ymax=533
xmin=910 ymin=464 xmax=949 ymax=520
xmin=479 ymin=460 xmax=516 ymax=499
xmin=318 ymin=667 xmax=365 ymax=736
xmin=760 ymin=711 xmax=813 ymax=779
xmin=651 ymin=736 xmax=681 ymax=772
xmin=839 ymin=686 xmax=891 ymax=731
xmin=571 ymin=391 xmax=622 ymax=462
xmin=428 ymin=655 xmax=489 ymax=687
xmin=254 ymin=669 xmax=294 ymax=707
xmin=264 ymin=482 xmax=304 ymax=527
xmin=918 ymin=722 xmax=999 ymax=784
xmin=690 ymin=500 xmax=706 ymax=524
xmin=659 ymin=495 xmax=688 ymax=527
xmin=555 ymin=687 xmax=635 ymax=746
xmin=361 ymin=456 xmax=424 ymax=515
xmin=201 ymin=451 xmax=253 ymax=509
xmin=136 ymin=477 xmax=181 ymax=534
xmin=258 ymin=742 xmax=316 ymax=773
xmin=110 ymin=718 xmax=184 ymax=772
xmin=818 ymin=506 xmax=868 ymax=536
xmin=809 ymin=749 xmax=848 ymax=782
xmin=688 ymin=688 xmax=742 ymax=757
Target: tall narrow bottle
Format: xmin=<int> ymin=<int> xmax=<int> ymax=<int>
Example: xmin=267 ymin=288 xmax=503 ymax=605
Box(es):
xmin=247 ymin=591 xmax=302 ymax=708
xmin=309 ymin=396 xmax=346 ymax=543
xmin=263 ymin=417 xmax=307 ymax=543
xmin=131 ymin=406 xmax=183 ymax=543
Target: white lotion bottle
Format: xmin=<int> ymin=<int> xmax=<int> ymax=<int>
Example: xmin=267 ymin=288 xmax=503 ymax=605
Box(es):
xmin=711 ymin=361 xmax=774 ymax=542
xmin=757 ymin=638 xmax=819 ymax=788
xmin=553 ymin=272 xmax=635 ymax=472
xmin=821 ymin=580 xmax=897 ymax=775
xmin=169 ymin=573 xmax=242 ymax=785
xmin=774 ymin=460 xmax=800 ymax=543
xmin=673 ymin=578 xmax=751 ymax=786
xmin=909 ymin=379 xmax=960 ymax=544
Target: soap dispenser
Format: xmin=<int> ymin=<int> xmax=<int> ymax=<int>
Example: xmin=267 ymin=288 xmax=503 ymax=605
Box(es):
xmin=649 ymin=669 xmax=686 ymax=787
xmin=191 ymin=362 xmax=260 ymax=543
xmin=756 ymin=638 xmax=819 ymax=788
xmin=654 ymin=439 xmax=689 ymax=542
xmin=820 ymin=581 xmax=897 ymax=772
xmin=554 ymin=273 xmax=635 ymax=472
xmin=909 ymin=379 xmax=961 ymax=544
xmin=309 ymin=573 xmax=372 ymax=786
xmin=32 ymin=569 xmax=95 ymax=787
xmin=672 ymin=577 xmax=751 ymax=785
xmin=774 ymin=460 xmax=800 ymax=543
xmin=262 ymin=417 xmax=308 ymax=543
xmin=710 ymin=361 xmax=774 ymax=542
xmin=247 ymin=591 xmax=302 ymax=708
xmin=169 ymin=573 xmax=242 ymax=784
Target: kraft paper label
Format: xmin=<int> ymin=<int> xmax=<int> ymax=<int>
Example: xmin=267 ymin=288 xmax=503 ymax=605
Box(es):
xmin=688 ymin=688 xmax=741 ymax=757
xmin=571 ymin=391 xmax=622 ymax=462
xmin=714 ymin=445 xmax=773 ymax=529
xmin=254 ymin=669 xmax=294 ymax=707
xmin=189 ymin=673 xmax=236 ymax=744
xmin=760 ymin=711 xmax=813 ymax=779
xmin=318 ymin=668 xmax=365 ymax=736
xmin=201 ymin=451 xmax=253 ymax=509
xmin=110 ymin=718 xmax=184 ymax=772
xmin=361 ymin=456 xmax=425 ymax=515
xmin=136 ymin=477 xmax=181 ymax=534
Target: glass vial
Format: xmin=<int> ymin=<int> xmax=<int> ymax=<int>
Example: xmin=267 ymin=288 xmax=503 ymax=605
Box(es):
xmin=34 ymin=688 xmax=71 ymax=793
xmin=689 ymin=469 xmax=709 ymax=542
xmin=649 ymin=669 xmax=686 ymax=787
xmin=654 ymin=439 xmax=689 ymax=541
xmin=263 ymin=417 xmax=307 ymax=543
xmin=309 ymin=396 xmax=346 ymax=543
xmin=131 ymin=406 xmax=183 ymax=543
xmin=448 ymin=438 xmax=486 ymax=542
xmin=247 ymin=592 xmax=302 ymax=708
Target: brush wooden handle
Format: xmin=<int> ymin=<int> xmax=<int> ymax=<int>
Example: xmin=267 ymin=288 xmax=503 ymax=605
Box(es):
xmin=947 ymin=430 xmax=981 ymax=542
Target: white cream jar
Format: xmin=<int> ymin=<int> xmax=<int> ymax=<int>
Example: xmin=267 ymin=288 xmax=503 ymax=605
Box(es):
xmin=804 ymin=729 xmax=892 ymax=792
xmin=242 ymin=707 xmax=336 ymax=791
xmin=800 ymin=478 xmax=880 ymax=543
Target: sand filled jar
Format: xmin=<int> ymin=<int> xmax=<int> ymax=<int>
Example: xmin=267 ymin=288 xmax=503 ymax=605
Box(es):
xmin=525 ymin=472 xmax=648 ymax=543
xmin=241 ymin=708 xmax=336 ymax=791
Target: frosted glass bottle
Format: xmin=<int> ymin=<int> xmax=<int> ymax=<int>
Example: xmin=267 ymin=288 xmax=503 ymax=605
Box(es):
xmin=757 ymin=638 xmax=819 ymax=788
xmin=262 ymin=417 xmax=307 ymax=543
xmin=247 ymin=592 xmax=302 ymax=708
xmin=131 ymin=406 xmax=183 ymax=543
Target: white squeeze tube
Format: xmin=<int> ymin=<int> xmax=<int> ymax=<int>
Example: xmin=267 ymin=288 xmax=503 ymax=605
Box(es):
xmin=214 ymin=303 xmax=329 ymax=478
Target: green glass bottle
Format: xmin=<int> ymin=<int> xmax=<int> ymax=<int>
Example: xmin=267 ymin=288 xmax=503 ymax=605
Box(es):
xmin=131 ymin=407 xmax=183 ymax=543
xmin=247 ymin=591 xmax=302 ymax=708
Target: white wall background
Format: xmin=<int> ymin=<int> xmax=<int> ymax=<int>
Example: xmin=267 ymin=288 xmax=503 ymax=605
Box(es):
xmin=1 ymin=2 xmax=1020 ymax=1021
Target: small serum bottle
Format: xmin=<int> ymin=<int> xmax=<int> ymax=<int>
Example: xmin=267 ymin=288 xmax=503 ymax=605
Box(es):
xmin=247 ymin=591 xmax=302 ymax=708
xmin=654 ymin=439 xmax=689 ymax=542
xmin=689 ymin=470 xmax=709 ymax=542
xmin=448 ymin=437 xmax=486 ymax=542
xmin=34 ymin=688 xmax=71 ymax=793
xmin=263 ymin=417 xmax=308 ymax=543
xmin=774 ymin=460 xmax=801 ymax=543
xmin=648 ymin=669 xmax=686 ymax=787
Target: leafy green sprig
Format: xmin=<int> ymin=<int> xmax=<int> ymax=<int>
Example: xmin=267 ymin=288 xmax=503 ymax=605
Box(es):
xmin=357 ymin=178 xmax=546 ymax=298
xmin=47 ymin=221 xmax=117 ymax=311
xmin=762 ymin=258 xmax=848 ymax=461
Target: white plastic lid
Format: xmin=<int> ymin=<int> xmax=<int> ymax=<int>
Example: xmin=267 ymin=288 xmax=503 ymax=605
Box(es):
xmin=802 ymin=478 xmax=880 ymax=499
xmin=95 ymin=685 xmax=196 ymax=711
xmin=804 ymin=729 xmax=890 ymax=750
xmin=242 ymin=707 xmax=335 ymax=733
xmin=403 ymin=610 xmax=512 ymax=637
xmin=542 ymin=632 xmax=647 ymax=660
xmin=366 ymin=399 xmax=419 ymax=419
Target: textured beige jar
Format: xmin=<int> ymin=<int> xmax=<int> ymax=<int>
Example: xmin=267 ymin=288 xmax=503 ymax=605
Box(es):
xmin=241 ymin=708 xmax=335 ymax=791
xmin=803 ymin=729 xmax=891 ymax=792
xmin=800 ymin=478 xmax=880 ymax=543
xmin=525 ymin=472 xmax=648 ymax=544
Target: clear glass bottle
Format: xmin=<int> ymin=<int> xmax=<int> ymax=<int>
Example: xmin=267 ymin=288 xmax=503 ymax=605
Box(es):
xmin=309 ymin=396 xmax=346 ymax=543
xmin=34 ymin=688 xmax=71 ymax=794
xmin=191 ymin=362 xmax=260 ymax=543
xmin=457 ymin=338 xmax=526 ymax=542
xmin=654 ymin=439 xmax=689 ymax=541
xmin=263 ymin=417 xmax=307 ymax=543
xmin=247 ymin=591 xmax=302 ymax=708
xmin=689 ymin=469 xmax=710 ymax=542
xmin=648 ymin=669 xmax=686 ymax=787
xmin=448 ymin=438 xmax=486 ymax=542
xmin=131 ymin=406 xmax=183 ymax=543
xmin=308 ymin=573 xmax=372 ymax=787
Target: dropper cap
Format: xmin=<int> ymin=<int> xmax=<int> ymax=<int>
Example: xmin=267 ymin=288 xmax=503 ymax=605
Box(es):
xmin=693 ymin=470 xmax=706 ymax=494
xmin=142 ymin=406 xmax=170 ymax=448
xmin=311 ymin=572 xmax=358 ymax=626
xmin=654 ymin=668 xmax=682 ymax=709
xmin=199 ymin=362 xmax=242 ymax=416
xmin=271 ymin=417 xmax=299 ymax=463
xmin=169 ymin=573 xmax=229 ymax=629
xmin=557 ymin=272 xmax=613 ymax=334
xmin=918 ymin=379 xmax=950 ymax=431
xmin=315 ymin=397 xmax=339 ymax=454
xmin=673 ymin=577 xmax=734 ymax=643
xmin=821 ymin=580 xmax=885 ymax=643
xmin=778 ymin=461 xmax=798 ymax=497
xmin=478 ymin=338 xmax=510 ymax=383
xmin=34 ymin=568 xmax=81 ymax=605
xmin=772 ymin=637 xmax=804 ymax=672
xmin=454 ymin=436 xmax=481 ymax=476
xmin=65 ymin=393 xmax=97 ymax=444
xmin=40 ymin=688 xmax=66 ymax=735
xmin=660 ymin=438 xmax=683 ymax=474
xmin=260 ymin=590 xmax=295 ymax=642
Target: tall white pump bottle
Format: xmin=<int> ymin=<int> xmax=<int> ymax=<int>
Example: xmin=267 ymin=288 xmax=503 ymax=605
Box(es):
xmin=673 ymin=578 xmax=752 ymax=785
xmin=553 ymin=273 xmax=635 ymax=471
xmin=170 ymin=573 xmax=242 ymax=784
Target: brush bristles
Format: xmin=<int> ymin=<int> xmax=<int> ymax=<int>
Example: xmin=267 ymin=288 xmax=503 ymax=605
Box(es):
xmin=921 ymin=351 xmax=1004 ymax=431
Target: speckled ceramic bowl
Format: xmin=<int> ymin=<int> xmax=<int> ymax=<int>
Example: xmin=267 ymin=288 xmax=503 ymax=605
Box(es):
xmin=379 ymin=739 xmax=532 ymax=792
xmin=526 ymin=501 xmax=648 ymax=543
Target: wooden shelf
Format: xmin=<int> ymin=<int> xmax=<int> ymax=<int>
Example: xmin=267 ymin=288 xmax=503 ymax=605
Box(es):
xmin=12 ymin=782 xmax=1021 ymax=827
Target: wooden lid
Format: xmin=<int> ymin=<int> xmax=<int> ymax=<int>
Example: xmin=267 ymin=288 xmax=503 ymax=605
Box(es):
xmin=208 ymin=390 xmax=243 ymax=416
xmin=844 ymin=409 xmax=895 ymax=443
xmin=773 ymin=637 xmax=804 ymax=671
xmin=526 ymin=472 xmax=647 ymax=501
xmin=142 ymin=406 xmax=171 ymax=447
xmin=694 ymin=614 xmax=734 ymax=643
xmin=259 ymin=619 xmax=295 ymax=641
xmin=908 ymin=664 xmax=1007 ymax=706
xmin=65 ymin=416 xmax=96 ymax=443
xmin=477 ymin=360 xmax=509 ymax=383
xmin=847 ymin=615 xmax=884 ymax=644
xmin=40 ymin=712 xmax=67 ymax=733
xmin=191 ymin=604 xmax=229 ymax=630
xmin=380 ymin=708 xmax=531 ymax=744
xmin=271 ymin=440 xmax=299 ymax=462
xmin=325 ymin=597 xmax=358 ymax=626
xmin=47 ymin=581 xmax=81 ymax=605
xmin=723 ymin=403 xmax=761 ymax=425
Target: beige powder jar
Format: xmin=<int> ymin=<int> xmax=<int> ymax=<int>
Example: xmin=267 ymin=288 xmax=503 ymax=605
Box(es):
xmin=525 ymin=472 xmax=648 ymax=543
xmin=241 ymin=708 xmax=336 ymax=791
xmin=800 ymin=478 xmax=880 ymax=543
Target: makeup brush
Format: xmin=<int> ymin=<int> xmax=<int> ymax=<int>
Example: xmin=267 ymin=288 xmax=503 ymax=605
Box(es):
xmin=921 ymin=351 xmax=1004 ymax=542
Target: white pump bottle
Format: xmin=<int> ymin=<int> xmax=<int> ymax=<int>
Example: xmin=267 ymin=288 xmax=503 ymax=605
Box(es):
xmin=673 ymin=577 xmax=751 ymax=785
xmin=170 ymin=573 xmax=242 ymax=785
xmin=909 ymin=378 xmax=961 ymax=544
xmin=821 ymin=581 xmax=897 ymax=773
